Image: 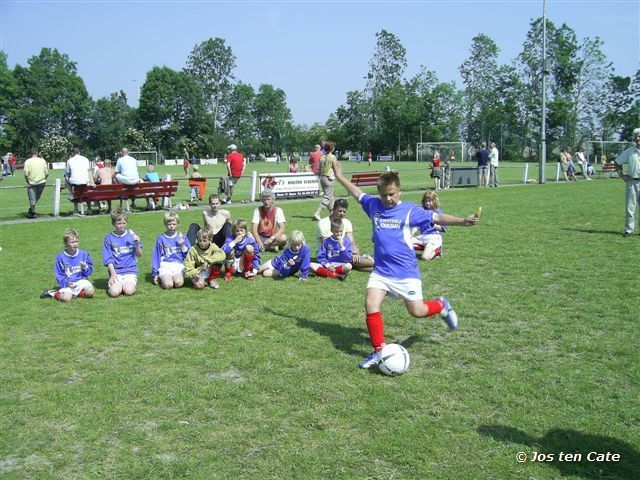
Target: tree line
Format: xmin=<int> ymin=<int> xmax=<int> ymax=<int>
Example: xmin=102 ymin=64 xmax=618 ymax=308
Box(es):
xmin=1 ymin=18 xmax=637 ymax=163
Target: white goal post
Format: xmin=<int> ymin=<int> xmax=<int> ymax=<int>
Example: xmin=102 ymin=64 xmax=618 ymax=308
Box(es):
xmin=416 ymin=142 xmax=465 ymax=163
xmin=584 ymin=141 xmax=629 ymax=164
xmin=129 ymin=151 xmax=158 ymax=167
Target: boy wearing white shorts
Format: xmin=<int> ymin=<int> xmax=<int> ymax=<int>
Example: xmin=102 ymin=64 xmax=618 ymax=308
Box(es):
xmin=334 ymin=164 xmax=479 ymax=369
xmin=41 ymin=228 xmax=95 ymax=302
xmin=102 ymin=209 xmax=143 ymax=297
xmin=152 ymin=211 xmax=190 ymax=289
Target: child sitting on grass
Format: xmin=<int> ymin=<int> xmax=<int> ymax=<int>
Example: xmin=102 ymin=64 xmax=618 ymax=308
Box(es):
xmin=184 ymin=228 xmax=226 ymax=289
xmin=152 ymin=211 xmax=191 ymax=289
xmin=412 ymin=190 xmax=446 ymax=260
xmin=258 ymin=230 xmax=310 ymax=281
xmin=222 ymin=219 xmax=261 ymax=281
xmin=310 ymin=219 xmax=353 ymax=280
xmin=41 ymin=228 xmax=95 ymax=302
xmin=103 ymin=209 xmax=143 ymax=297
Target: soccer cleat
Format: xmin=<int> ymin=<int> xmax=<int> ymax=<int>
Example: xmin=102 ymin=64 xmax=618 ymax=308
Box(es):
xmin=40 ymin=289 xmax=56 ymax=299
xmin=437 ymin=296 xmax=458 ymax=330
xmin=244 ymin=270 xmax=256 ymax=280
xmin=224 ymin=270 xmax=234 ymax=282
xmin=336 ymin=274 xmax=347 ymax=282
xmin=208 ymin=279 xmax=220 ymax=289
xmin=359 ymin=350 xmax=382 ymax=369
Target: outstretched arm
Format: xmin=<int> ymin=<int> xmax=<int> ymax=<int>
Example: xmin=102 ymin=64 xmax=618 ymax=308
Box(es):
xmin=334 ymin=160 xmax=363 ymax=200
xmin=433 ymin=212 xmax=478 ymax=227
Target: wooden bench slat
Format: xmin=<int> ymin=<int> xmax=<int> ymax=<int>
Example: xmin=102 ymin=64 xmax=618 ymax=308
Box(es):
xmin=351 ymin=172 xmax=382 ymax=186
xmin=72 ymin=181 xmax=179 ymax=203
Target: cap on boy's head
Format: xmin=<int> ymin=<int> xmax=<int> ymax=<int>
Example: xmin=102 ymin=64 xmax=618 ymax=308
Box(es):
xmin=228 ymin=144 xmax=237 ymax=151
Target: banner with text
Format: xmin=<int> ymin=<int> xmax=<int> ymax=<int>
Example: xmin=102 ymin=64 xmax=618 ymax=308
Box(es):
xmin=258 ymin=172 xmax=319 ymax=199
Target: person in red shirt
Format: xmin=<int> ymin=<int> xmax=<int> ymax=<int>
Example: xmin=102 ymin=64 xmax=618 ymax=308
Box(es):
xmin=8 ymin=153 xmax=17 ymax=176
xmin=225 ymin=144 xmax=245 ymax=204
xmin=308 ymin=144 xmax=322 ymax=175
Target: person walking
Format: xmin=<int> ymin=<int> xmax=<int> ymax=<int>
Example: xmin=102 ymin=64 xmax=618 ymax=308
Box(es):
xmin=614 ymin=128 xmax=640 ymax=237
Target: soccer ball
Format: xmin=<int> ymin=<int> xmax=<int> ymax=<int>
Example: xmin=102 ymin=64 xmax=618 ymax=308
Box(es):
xmin=378 ymin=344 xmax=410 ymax=376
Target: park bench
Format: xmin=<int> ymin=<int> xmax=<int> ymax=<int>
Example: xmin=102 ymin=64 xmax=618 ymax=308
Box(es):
xmin=351 ymin=172 xmax=384 ymax=187
xmin=601 ymin=163 xmax=617 ymax=174
xmin=71 ymin=181 xmax=179 ymax=213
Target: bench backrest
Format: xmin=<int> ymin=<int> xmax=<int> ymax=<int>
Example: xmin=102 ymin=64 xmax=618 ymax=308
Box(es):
xmin=74 ymin=181 xmax=179 ymax=201
xmin=351 ymin=172 xmax=382 ymax=186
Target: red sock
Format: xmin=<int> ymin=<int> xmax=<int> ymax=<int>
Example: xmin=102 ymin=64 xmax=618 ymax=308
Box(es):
xmin=366 ymin=312 xmax=385 ymax=350
xmin=334 ymin=265 xmax=344 ymax=274
xmin=414 ymin=244 xmax=425 ymax=251
xmin=316 ymin=266 xmax=336 ymax=278
xmin=207 ymin=266 xmax=221 ymax=281
xmin=54 ymin=291 xmax=61 ymax=300
xmin=243 ymin=253 xmax=254 ymax=273
xmin=77 ymin=290 xmax=86 ymax=298
xmin=424 ymin=299 xmax=444 ymax=317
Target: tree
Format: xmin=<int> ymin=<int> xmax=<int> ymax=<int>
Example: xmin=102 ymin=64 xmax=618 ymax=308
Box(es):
xmin=11 ymin=48 xmax=91 ymax=155
xmin=222 ymin=82 xmax=256 ymax=147
xmin=138 ymin=66 xmax=209 ymax=156
xmin=365 ymin=29 xmax=407 ymax=96
xmin=252 ymin=84 xmax=292 ymax=153
xmin=87 ymin=91 xmax=133 ymax=159
xmin=0 ymin=51 xmax=19 ymax=152
xmin=459 ymin=33 xmax=501 ymax=144
xmin=185 ymin=38 xmax=236 ymax=131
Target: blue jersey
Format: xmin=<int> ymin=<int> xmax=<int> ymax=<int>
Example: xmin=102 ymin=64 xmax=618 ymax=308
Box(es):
xmin=360 ymin=194 xmax=434 ymax=280
xmin=102 ymin=230 xmax=143 ymax=275
xmin=222 ymin=235 xmax=261 ymax=270
xmin=271 ymin=244 xmax=311 ymax=279
xmin=54 ymin=249 xmax=93 ymax=288
xmin=152 ymin=232 xmax=191 ymax=277
xmin=418 ymin=208 xmax=447 ymax=235
xmin=317 ymin=236 xmax=353 ymax=265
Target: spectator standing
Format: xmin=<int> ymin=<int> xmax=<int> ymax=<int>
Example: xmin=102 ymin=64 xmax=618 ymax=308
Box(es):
xmin=430 ymin=151 xmax=442 ymax=191
xmin=614 ymin=128 xmax=640 ymax=237
xmin=8 ymin=152 xmax=16 ymax=176
xmin=309 ymin=144 xmax=322 ymax=175
xmin=576 ymin=146 xmax=592 ymax=180
xmin=23 ymin=148 xmax=49 ymax=219
xmin=225 ymin=144 xmax=245 ymax=204
xmin=489 ymin=142 xmax=499 ymax=187
xmin=475 ymin=142 xmax=489 ymax=188
xmin=312 ymin=140 xmax=338 ymax=221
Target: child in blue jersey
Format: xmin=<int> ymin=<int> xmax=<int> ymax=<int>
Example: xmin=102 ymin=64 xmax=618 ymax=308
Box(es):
xmin=258 ymin=230 xmax=311 ymax=280
xmin=103 ymin=209 xmax=143 ymax=297
xmin=310 ymin=218 xmax=353 ymax=280
xmin=334 ymin=162 xmax=478 ymax=369
xmin=41 ymin=228 xmax=95 ymax=302
xmin=152 ymin=211 xmax=190 ymax=289
xmin=222 ymin=219 xmax=261 ymax=280
xmin=412 ymin=190 xmax=446 ymax=260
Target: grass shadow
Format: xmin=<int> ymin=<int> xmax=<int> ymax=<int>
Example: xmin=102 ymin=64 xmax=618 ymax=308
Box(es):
xmin=478 ymin=424 xmax=640 ymax=479
xmin=561 ymin=227 xmax=622 ymax=236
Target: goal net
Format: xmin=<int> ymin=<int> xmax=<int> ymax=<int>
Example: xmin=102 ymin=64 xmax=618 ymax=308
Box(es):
xmin=129 ymin=151 xmax=158 ymax=167
xmin=416 ymin=142 xmax=465 ymax=163
xmin=584 ymin=141 xmax=629 ymax=165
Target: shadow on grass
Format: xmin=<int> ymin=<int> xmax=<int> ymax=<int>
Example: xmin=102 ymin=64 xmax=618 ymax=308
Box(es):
xmin=478 ymin=424 xmax=640 ymax=479
xmin=263 ymin=307 xmax=424 ymax=360
xmin=561 ymin=227 xmax=622 ymax=236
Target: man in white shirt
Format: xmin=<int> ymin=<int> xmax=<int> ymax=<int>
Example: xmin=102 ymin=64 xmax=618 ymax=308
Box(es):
xmin=115 ymin=148 xmax=141 ymax=185
xmin=489 ymin=142 xmax=499 ymax=188
xmin=66 ymin=147 xmax=94 ymax=215
xmin=251 ymin=190 xmax=287 ymax=251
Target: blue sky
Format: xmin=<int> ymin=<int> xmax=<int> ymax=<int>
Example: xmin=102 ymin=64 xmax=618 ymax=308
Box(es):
xmin=1 ymin=1 xmax=638 ymax=126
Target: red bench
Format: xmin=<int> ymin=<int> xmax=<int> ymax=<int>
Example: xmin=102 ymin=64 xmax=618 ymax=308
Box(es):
xmin=601 ymin=163 xmax=617 ymax=173
xmin=72 ymin=181 xmax=179 ymax=212
xmin=351 ymin=172 xmax=383 ymax=187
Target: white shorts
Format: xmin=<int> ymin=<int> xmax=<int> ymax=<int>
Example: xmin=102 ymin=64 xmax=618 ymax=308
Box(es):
xmin=108 ymin=273 xmax=138 ymax=287
xmin=416 ymin=233 xmax=443 ymax=250
xmin=158 ymin=261 xmax=185 ymax=277
xmin=324 ymin=261 xmax=349 ymax=269
xmin=59 ymin=279 xmax=93 ymax=297
xmin=367 ymin=271 xmax=423 ymax=301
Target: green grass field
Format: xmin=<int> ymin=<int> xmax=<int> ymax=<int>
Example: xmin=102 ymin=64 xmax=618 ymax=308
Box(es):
xmin=1 ymin=176 xmax=638 ymax=479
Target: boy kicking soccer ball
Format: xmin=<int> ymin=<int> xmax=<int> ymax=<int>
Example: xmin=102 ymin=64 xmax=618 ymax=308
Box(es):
xmin=41 ymin=228 xmax=95 ymax=302
xmin=334 ymin=162 xmax=479 ymax=369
